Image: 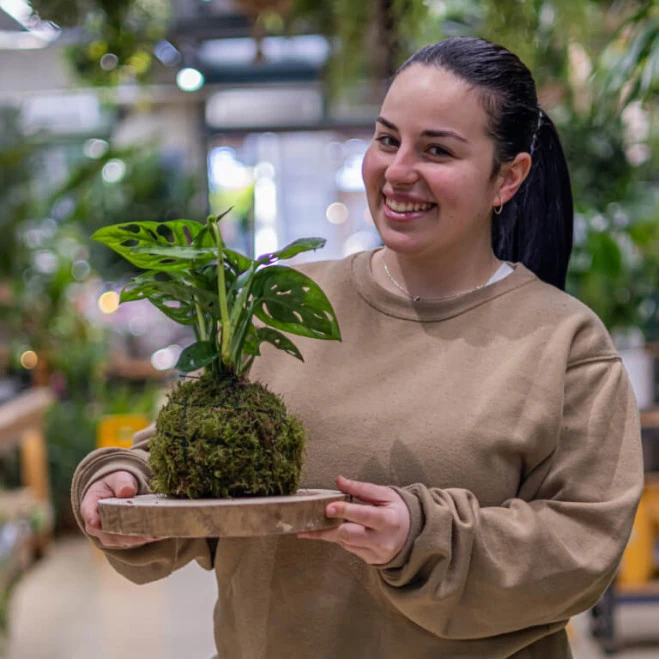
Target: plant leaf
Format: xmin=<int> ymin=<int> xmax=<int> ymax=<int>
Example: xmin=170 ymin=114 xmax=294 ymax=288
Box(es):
xmin=191 ymin=225 xmax=216 ymax=248
xmin=252 ymin=265 xmax=341 ymax=341
xmin=148 ymin=295 xmax=198 ymax=326
xmin=120 ymin=271 xmax=220 ymax=316
xmin=256 ymin=238 xmax=326 ymax=265
xmin=175 ymin=341 xmax=220 ymax=372
xmin=224 ymin=248 xmax=253 ymax=275
xmin=91 ymin=220 xmax=208 ymax=270
xmin=255 ymin=327 xmax=304 ymax=361
xmin=132 ymin=244 xmax=216 ymax=260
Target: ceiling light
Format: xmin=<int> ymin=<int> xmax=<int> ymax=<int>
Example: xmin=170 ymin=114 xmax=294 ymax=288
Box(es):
xmin=177 ymin=68 xmax=205 ymax=92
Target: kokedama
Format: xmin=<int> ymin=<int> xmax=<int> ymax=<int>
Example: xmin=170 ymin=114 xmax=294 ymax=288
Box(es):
xmin=92 ymin=211 xmax=340 ymax=498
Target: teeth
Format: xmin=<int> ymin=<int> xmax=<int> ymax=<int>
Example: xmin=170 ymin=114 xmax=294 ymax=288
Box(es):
xmin=386 ymin=198 xmax=434 ymax=213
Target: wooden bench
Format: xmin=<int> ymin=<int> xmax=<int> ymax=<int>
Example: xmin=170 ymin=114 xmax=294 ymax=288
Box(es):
xmin=0 ymin=387 xmax=55 ymax=554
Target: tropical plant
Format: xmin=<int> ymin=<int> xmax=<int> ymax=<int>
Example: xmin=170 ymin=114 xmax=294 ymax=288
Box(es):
xmin=29 ymin=0 xmax=171 ymax=85
xmin=50 ymin=144 xmax=205 ymax=279
xmin=91 ymin=211 xmax=341 ymax=498
xmin=595 ymin=1 xmax=659 ymax=109
xmin=567 ymin=195 xmax=659 ymax=336
xmin=285 ymin=0 xmax=432 ymax=98
xmin=0 ymin=108 xmax=40 ymax=280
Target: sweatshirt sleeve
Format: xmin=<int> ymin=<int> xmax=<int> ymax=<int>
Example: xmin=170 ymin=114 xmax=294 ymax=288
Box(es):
xmin=70 ymin=423 xmax=213 ymax=583
xmin=377 ymin=356 xmax=643 ymax=640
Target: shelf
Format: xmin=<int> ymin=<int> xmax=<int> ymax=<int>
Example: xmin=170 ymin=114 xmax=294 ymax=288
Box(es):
xmin=616 ymin=580 xmax=659 ymax=603
xmin=103 ymin=354 xmax=171 ymax=381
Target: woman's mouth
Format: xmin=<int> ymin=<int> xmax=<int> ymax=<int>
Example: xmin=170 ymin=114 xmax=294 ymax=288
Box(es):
xmin=383 ymin=195 xmax=437 ymax=220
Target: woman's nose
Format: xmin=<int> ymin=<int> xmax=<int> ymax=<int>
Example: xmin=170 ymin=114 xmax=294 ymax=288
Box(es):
xmin=385 ymin=149 xmax=419 ymax=186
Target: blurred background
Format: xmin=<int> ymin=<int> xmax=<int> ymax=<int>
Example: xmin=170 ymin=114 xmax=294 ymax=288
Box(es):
xmin=0 ymin=0 xmax=657 ymax=657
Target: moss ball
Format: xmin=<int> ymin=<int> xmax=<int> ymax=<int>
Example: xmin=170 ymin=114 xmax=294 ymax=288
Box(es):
xmin=149 ymin=374 xmax=306 ymax=498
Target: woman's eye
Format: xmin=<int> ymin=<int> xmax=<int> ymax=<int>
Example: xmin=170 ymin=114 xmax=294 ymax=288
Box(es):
xmin=375 ymin=135 xmax=398 ymax=148
xmin=427 ymin=145 xmax=451 ymax=157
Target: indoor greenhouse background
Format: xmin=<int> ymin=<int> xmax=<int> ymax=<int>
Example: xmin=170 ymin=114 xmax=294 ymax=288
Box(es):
xmin=0 ymin=1 xmax=657 ymax=657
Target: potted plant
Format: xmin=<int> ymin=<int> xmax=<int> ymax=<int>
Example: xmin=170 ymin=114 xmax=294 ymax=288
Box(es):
xmin=91 ymin=211 xmax=341 ymax=501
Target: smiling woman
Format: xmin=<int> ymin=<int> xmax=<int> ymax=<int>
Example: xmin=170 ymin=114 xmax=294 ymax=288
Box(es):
xmin=363 ymin=65 xmax=513 ymax=299
xmin=72 ymin=37 xmax=642 ymax=659
xmin=363 ymin=38 xmax=572 ymax=303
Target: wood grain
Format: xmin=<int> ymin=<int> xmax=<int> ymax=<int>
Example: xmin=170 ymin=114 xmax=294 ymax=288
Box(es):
xmin=98 ymin=489 xmax=349 ymax=538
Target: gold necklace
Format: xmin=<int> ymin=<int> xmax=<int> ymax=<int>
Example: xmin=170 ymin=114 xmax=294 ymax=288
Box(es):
xmin=382 ymin=260 xmax=489 ymax=303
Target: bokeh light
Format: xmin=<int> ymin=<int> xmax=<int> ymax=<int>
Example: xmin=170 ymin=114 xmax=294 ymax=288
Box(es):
xmin=102 ymin=159 xmax=126 ymax=183
xmin=151 ymin=345 xmax=182 ymax=371
xmin=98 ymin=291 xmax=120 ymax=314
xmin=326 ymin=202 xmax=349 ymax=225
xmin=20 ymin=350 xmax=38 ymax=370
xmin=100 ymin=53 xmax=119 ymax=71
xmin=176 ymin=68 xmax=205 ymax=92
xmin=84 ymin=139 xmax=109 ymax=159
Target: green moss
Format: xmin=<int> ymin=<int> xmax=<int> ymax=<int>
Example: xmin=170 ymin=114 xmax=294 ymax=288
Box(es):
xmin=149 ymin=374 xmax=306 ymax=498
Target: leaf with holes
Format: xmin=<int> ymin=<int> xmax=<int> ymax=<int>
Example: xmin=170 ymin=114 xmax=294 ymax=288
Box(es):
xmin=122 ymin=274 xmax=220 ymax=318
xmin=251 ymin=265 xmax=340 ymax=341
xmin=128 ymin=244 xmax=217 ymax=270
xmin=91 ymin=220 xmax=208 ymax=270
xmin=254 ymin=328 xmax=304 ymax=361
xmin=92 ymin=212 xmax=340 ymax=379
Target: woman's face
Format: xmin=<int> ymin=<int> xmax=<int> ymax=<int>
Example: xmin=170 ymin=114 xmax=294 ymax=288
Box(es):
xmin=362 ymin=64 xmax=504 ymax=261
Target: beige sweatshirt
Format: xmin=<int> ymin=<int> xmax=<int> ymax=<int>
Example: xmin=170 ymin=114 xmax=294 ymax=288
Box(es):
xmin=72 ymin=252 xmax=643 ymax=659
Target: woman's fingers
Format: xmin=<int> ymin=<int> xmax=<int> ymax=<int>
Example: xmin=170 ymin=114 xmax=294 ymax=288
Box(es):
xmin=85 ymin=515 xmax=162 ymax=548
xmin=325 ymin=500 xmax=391 ymax=531
xmin=81 ymin=470 xmax=139 ymax=528
xmin=336 ymin=475 xmax=396 ymax=505
xmin=105 ymin=471 xmax=139 ymax=499
xmin=299 ymin=522 xmax=372 ymax=547
xmin=80 ymin=482 xmax=109 ymax=529
xmin=298 ymin=523 xmax=397 ymax=565
xmin=80 ymin=471 xmax=158 ymax=548
xmin=87 ymin=528 xmax=161 ymax=548
xmin=300 ymin=476 xmax=411 ymax=565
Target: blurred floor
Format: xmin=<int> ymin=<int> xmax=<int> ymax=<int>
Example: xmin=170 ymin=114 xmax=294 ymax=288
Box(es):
xmin=7 ymin=536 xmax=659 ymax=659
xmin=8 ymin=536 xmax=217 ymax=659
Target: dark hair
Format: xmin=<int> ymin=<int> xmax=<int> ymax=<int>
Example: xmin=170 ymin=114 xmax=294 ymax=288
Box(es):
xmin=396 ymin=37 xmax=573 ymax=290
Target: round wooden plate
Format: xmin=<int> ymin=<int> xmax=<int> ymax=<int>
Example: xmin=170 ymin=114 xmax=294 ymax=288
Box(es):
xmin=98 ymin=489 xmax=349 ymax=538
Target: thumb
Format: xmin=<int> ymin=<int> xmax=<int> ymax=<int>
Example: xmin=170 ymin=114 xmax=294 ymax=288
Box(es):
xmin=336 ymin=475 xmax=395 ymax=505
xmin=106 ymin=471 xmax=139 ymax=499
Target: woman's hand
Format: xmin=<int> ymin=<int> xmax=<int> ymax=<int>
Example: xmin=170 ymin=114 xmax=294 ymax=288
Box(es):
xmin=80 ymin=470 xmax=161 ymax=548
xmin=298 ymin=475 xmax=411 ymax=565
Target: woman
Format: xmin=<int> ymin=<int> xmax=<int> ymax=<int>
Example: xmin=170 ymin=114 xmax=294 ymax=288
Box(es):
xmin=74 ymin=37 xmax=643 ymax=658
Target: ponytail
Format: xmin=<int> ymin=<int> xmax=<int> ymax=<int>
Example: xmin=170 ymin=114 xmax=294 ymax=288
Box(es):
xmin=492 ymin=112 xmax=574 ymax=290
xmin=397 ymin=37 xmax=574 ymax=290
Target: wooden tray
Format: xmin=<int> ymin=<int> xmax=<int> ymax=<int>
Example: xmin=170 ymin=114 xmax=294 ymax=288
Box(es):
xmin=98 ymin=489 xmax=348 ymax=538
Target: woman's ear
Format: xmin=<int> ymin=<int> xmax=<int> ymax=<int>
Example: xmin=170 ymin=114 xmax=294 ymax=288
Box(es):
xmin=495 ymin=152 xmax=532 ymax=205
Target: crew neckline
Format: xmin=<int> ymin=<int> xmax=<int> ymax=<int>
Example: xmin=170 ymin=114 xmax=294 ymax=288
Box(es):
xmin=350 ymin=249 xmax=537 ymax=322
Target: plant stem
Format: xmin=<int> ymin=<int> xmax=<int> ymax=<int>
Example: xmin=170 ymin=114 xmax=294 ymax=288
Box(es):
xmin=210 ymin=219 xmax=231 ymax=363
xmin=194 ymin=302 xmax=207 ymax=341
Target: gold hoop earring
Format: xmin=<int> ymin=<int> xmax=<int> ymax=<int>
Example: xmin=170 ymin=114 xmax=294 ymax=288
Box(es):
xmin=493 ymin=201 xmax=504 ymax=215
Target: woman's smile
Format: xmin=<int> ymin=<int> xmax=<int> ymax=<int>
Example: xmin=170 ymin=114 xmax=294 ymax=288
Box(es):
xmin=383 ymin=194 xmax=437 ymax=222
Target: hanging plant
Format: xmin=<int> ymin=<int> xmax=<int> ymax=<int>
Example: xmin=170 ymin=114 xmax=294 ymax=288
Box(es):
xmin=28 ymin=0 xmax=96 ymax=28
xmin=92 ymin=211 xmax=341 ymax=498
xmin=283 ymin=0 xmax=431 ymax=100
xmin=30 ymin=0 xmax=171 ymax=85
